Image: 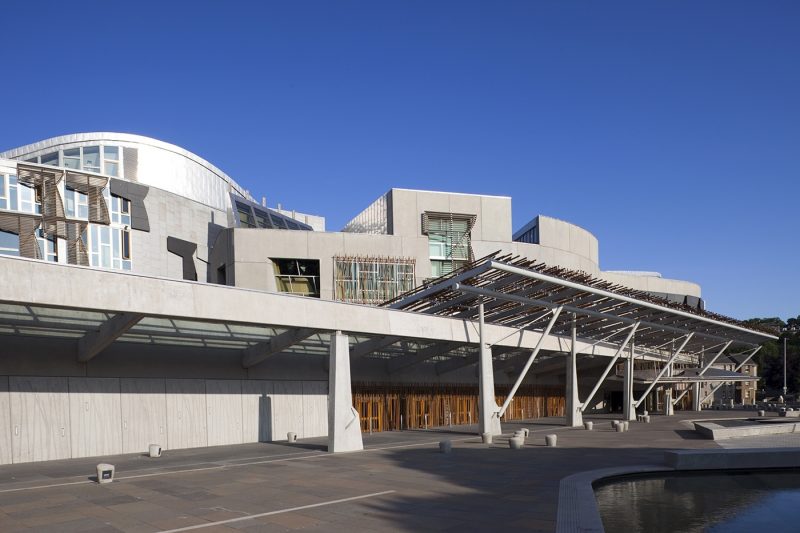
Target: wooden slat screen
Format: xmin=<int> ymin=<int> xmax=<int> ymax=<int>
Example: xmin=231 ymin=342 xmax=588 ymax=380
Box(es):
xmin=352 ymin=382 xmax=565 ymax=432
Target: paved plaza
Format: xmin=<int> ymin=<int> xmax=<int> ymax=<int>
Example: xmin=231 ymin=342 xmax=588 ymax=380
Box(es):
xmin=0 ymin=411 xmax=786 ymax=532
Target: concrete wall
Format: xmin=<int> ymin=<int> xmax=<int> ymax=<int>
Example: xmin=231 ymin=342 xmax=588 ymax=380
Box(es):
xmin=0 ymin=373 xmax=326 ymax=465
xmin=388 ymin=189 xmax=513 ymax=242
xmin=228 ymin=228 xmax=432 ymax=299
xmin=132 ymin=186 xmax=227 ymax=281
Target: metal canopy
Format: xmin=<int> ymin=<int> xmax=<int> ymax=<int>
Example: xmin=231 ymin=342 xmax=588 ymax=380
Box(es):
xmin=385 ymin=253 xmax=778 ymax=357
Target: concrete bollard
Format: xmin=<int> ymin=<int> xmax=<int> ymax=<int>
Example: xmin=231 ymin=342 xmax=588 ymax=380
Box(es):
xmin=623 ymin=421 xmax=630 ymax=432
xmin=584 ymin=421 xmax=593 ymax=431
xmin=616 ymin=423 xmax=624 ymax=432
xmin=481 ymin=432 xmax=493 ymax=444
xmin=509 ymin=436 xmax=524 ymax=449
xmin=643 ymin=415 xmax=651 ymax=423
xmin=545 ymin=434 xmax=557 ymax=447
xmin=148 ymin=444 xmax=162 ymax=458
xmin=758 ymin=410 xmax=766 ymax=417
xmin=439 ymin=440 xmax=452 ymax=454
xmin=96 ymin=463 xmax=115 ymax=484
xmin=287 ymin=432 xmax=297 ymax=443
xmin=642 ymin=410 xmax=648 ymax=416
xmin=611 ymin=421 xmax=619 ymax=430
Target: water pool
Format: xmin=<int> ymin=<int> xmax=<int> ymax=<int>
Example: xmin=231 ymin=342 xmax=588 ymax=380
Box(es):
xmin=594 ymin=469 xmax=800 ymax=532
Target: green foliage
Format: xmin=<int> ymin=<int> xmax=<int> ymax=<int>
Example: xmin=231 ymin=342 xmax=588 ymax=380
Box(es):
xmin=752 ymin=315 xmax=800 ymax=395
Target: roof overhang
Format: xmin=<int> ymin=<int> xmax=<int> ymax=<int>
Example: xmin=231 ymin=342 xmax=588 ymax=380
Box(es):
xmin=385 ymin=254 xmax=777 ymax=360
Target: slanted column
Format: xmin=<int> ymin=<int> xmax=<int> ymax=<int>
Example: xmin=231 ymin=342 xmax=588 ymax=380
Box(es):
xmin=623 ymin=339 xmax=636 ymax=421
xmin=566 ymin=314 xmax=583 ymax=427
xmin=478 ymin=304 xmax=502 ymax=436
xmin=328 ymin=331 xmax=363 ymax=453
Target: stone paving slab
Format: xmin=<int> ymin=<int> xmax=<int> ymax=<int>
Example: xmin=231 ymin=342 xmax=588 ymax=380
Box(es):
xmin=0 ymin=412 xmax=767 ymax=532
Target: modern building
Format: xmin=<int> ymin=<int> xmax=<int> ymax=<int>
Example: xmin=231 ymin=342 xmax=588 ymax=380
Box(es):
xmin=0 ymin=133 xmax=775 ymax=465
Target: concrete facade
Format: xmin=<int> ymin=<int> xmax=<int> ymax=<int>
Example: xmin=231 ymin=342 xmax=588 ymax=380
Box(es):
xmin=0 ymin=132 xmax=745 ymax=466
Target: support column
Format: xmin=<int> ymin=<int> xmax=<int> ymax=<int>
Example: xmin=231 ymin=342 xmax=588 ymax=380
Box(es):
xmin=328 ymin=331 xmax=363 ymax=453
xmin=478 ymin=304 xmax=502 ymax=436
xmin=664 ymin=358 xmax=674 ymax=416
xmin=664 ymin=387 xmax=674 ymax=416
xmin=566 ymin=315 xmax=583 ymax=427
xmin=692 ymin=382 xmax=702 ymax=411
xmin=623 ymin=339 xmax=636 ymax=421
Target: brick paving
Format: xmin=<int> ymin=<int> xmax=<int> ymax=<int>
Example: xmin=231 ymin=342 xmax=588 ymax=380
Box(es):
xmin=0 ymin=411 xmax=780 ymax=532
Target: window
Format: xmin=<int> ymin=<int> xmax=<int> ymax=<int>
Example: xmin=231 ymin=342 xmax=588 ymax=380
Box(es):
xmin=40 ymin=152 xmax=59 ymax=166
xmin=64 ymin=187 xmax=89 ymax=219
xmin=63 ymin=148 xmax=81 ymax=169
xmin=82 ymin=146 xmax=101 ymax=173
xmin=86 ymin=188 xmax=132 ymax=270
xmin=422 ymin=212 xmax=475 ymax=278
xmin=110 ymin=194 xmax=131 ymax=225
xmin=272 ymin=259 xmax=320 ymax=297
xmin=334 ymin=256 xmax=416 ymax=304
xmin=236 ymin=202 xmax=256 ymax=228
xmin=0 ymin=230 xmax=19 ymax=256
xmin=0 ymin=175 xmax=19 ymax=211
xmin=18 ymin=182 xmax=41 ymax=214
xmin=36 ymin=229 xmax=57 ymax=262
xmin=103 ymin=146 xmax=120 ymax=177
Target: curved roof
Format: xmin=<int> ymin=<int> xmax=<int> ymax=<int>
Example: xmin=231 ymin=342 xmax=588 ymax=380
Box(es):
xmin=0 ymin=132 xmax=253 ymax=210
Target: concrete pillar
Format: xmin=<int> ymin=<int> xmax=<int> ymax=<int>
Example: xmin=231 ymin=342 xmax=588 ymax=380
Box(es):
xmin=478 ymin=304 xmax=502 ymax=436
xmin=566 ymin=315 xmax=583 ymax=427
xmin=664 ymin=387 xmax=674 ymax=416
xmin=623 ymin=340 xmax=636 ymax=421
xmin=328 ymin=331 xmax=363 ymax=453
xmin=692 ymin=382 xmax=702 ymax=411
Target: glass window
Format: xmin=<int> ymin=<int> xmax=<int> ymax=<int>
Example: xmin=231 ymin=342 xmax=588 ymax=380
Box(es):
xmin=63 ymin=148 xmax=81 ymax=169
xmin=9 ymin=175 xmax=17 ymax=211
xmin=103 ymin=145 xmax=119 ymax=177
xmin=64 ymin=187 xmax=88 ymax=219
xmin=236 ymin=203 xmax=255 ymax=228
xmin=36 ymin=229 xmax=58 ymax=262
xmin=0 ymin=175 xmax=6 ymax=210
xmin=18 ymin=183 xmax=41 ymax=214
xmin=40 ymin=152 xmax=59 ymax=166
xmin=272 ymin=259 xmax=320 ymax=297
xmin=121 ymin=230 xmax=130 ymax=259
xmin=0 ymin=230 xmax=19 ymax=256
xmin=83 ymin=146 xmax=101 ymax=172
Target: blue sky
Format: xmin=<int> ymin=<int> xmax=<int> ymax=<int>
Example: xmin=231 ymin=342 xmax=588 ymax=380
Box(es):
xmin=1 ymin=1 xmax=797 ymax=320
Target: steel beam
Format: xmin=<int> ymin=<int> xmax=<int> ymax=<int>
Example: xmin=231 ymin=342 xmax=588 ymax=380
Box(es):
xmin=387 ymin=341 xmax=463 ymax=374
xmin=488 ymin=261 xmax=774 ymax=342
xmin=453 ymin=283 xmax=744 ymax=348
xmin=700 ymin=346 xmax=762 ymax=405
xmin=497 ymin=306 xmax=563 ymax=418
xmin=634 ymin=333 xmax=694 ymax=408
xmin=386 ymin=261 xmax=493 ymax=309
xmin=579 ymin=322 xmax=639 ymax=413
xmin=672 ymin=341 xmax=732 ymax=405
xmin=77 ymin=312 xmax=144 ymax=362
xmin=350 ymin=336 xmax=402 ymax=359
xmin=241 ymin=328 xmax=319 ymax=368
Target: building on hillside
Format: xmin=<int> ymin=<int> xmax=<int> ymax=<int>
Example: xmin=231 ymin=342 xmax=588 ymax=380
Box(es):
xmin=0 ymin=133 xmax=773 ymax=465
